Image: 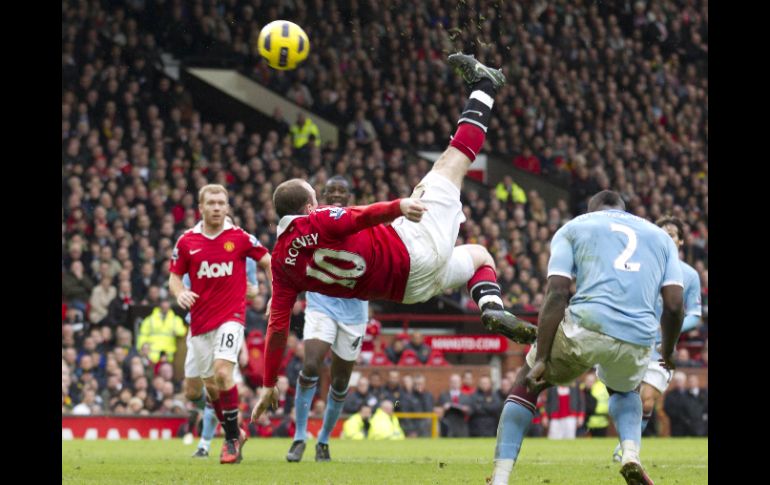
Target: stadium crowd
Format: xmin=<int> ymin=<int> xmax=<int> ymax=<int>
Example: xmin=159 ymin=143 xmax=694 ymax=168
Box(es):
xmin=62 ymin=0 xmax=707 ymax=432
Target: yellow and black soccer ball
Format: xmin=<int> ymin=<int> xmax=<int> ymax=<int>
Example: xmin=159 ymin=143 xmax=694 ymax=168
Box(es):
xmin=257 ymin=20 xmax=310 ymax=70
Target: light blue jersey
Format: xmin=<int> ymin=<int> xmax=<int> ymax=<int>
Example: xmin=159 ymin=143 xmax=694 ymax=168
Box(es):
xmin=305 ymin=292 xmax=368 ymax=325
xmin=548 ymin=209 xmax=683 ymax=347
xmin=182 ymin=258 xmax=258 ymax=323
xmin=651 ymin=261 xmax=702 ymax=360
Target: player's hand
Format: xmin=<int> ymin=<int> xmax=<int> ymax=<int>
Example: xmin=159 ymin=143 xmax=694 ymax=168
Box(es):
xmin=177 ymin=289 xmax=199 ymax=309
xmin=658 ymin=347 xmax=677 ymax=371
xmin=400 ymin=198 xmax=427 ymax=222
xmin=265 ymin=297 xmax=272 ymax=319
xmin=252 ymin=386 xmax=279 ymax=421
xmin=525 ymin=360 xmax=548 ymax=392
xmin=246 ymin=283 xmax=259 ymax=300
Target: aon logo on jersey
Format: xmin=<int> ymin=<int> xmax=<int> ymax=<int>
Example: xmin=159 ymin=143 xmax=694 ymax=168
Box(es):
xmin=197 ymin=261 xmax=233 ymax=279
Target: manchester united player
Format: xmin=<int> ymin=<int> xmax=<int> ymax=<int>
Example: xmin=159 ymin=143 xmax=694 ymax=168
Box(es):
xmin=254 ymin=53 xmax=537 ymax=419
xmin=169 ymin=184 xmax=272 ymax=464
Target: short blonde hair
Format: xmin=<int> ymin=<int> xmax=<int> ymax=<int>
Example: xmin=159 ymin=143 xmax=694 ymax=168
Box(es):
xmin=198 ymin=184 xmax=229 ymax=205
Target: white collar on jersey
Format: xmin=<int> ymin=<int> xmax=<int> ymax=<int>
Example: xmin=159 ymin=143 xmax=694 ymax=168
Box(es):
xmin=276 ymin=215 xmax=308 ymax=238
xmin=192 ymin=219 xmax=234 ymax=240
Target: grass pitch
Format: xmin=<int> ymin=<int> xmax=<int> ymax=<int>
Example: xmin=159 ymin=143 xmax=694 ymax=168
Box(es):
xmin=62 ymin=437 xmax=707 ymax=484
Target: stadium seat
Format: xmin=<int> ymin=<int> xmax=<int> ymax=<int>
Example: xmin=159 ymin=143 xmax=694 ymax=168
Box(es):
xmin=369 ymin=352 xmax=393 ymax=366
xmin=397 ymin=349 xmax=421 ymax=366
xmin=427 ymin=349 xmax=449 ymax=366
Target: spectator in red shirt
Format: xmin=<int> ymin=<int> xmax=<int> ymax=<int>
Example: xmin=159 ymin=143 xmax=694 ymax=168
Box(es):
xmin=513 ymin=146 xmax=541 ymax=175
xmin=461 ymin=371 xmax=476 ymax=395
xmin=542 ymin=381 xmax=585 ymax=440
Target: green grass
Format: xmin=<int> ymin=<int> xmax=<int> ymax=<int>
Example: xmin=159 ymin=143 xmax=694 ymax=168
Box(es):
xmin=62 ymin=437 xmax=707 ymax=484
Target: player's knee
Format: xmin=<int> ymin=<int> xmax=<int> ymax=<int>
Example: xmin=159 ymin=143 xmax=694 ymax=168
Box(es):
xmin=302 ymin=360 xmax=321 ymax=378
xmin=184 ymin=381 xmax=202 ymax=401
xmin=204 ymin=381 xmax=219 ymax=400
xmin=331 ymin=376 xmax=350 ymax=393
xmin=214 ymin=367 xmax=233 ymax=389
xmin=642 ymin=395 xmax=656 ymax=414
xmin=466 ymin=244 xmax=495 ymax=270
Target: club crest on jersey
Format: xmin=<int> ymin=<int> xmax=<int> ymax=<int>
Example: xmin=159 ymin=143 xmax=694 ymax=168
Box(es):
xmin=197 ymin=261 xmax=233 ymax=279
xmin=224 ymin=241 xmax=235 ymax=252
xmin=328 ymin=207 xmax=346 ymax=220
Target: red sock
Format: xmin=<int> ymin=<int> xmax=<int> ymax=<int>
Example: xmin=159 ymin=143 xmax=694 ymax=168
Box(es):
xmin=468 ymin=265 xmax=503 ymax=311
xmin=219 ymin=386 xmax=241 ymax=441
xmin=450 ymin=124 xmax=485 ymax=161
xmin=220 ymin=385 xmax=239 ymax=410
xmin=467 ymin=265 xmax=498 ymax=292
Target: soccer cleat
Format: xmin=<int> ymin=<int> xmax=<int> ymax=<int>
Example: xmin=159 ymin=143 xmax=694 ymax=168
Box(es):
xmin=219 ymin=438 xmax=241 ymax=464
xmin=620 ymin=462 xmax=654 ymax=485
xmin=286 ymin=440 xmax=306 ymax=462
xmin=315 ymin=442 xmax=331 ymax=462
xmin=482 ymin=309 xmax=537 ymax=344
xmin=613 ymin=443 xmax=623 ymax=463
xmin=448 ymin=53 xmax=506 ymax=89
xmin=191 ymin=447 xmax=209 ymax=458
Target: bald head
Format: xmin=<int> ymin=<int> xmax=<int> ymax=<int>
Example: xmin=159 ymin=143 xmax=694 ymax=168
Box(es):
xmin=587 ymin=190 xmax=625 ymax=212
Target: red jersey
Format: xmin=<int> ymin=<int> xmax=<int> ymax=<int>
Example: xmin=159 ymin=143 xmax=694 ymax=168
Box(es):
xmin=264 ymin=200 xmax=409 ymax=386
xmin=170 ymin=221 xmax=268 ymax=336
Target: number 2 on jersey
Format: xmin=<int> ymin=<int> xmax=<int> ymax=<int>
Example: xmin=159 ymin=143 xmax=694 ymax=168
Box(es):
xmin=306 ymin=248 xmax=367 ymax=288
xmin=610 ymin=223 xmax=641 ymax=272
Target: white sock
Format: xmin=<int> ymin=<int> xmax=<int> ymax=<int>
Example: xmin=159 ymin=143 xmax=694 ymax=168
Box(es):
xmin=198 ymin=438 xmax=211 ymax=451
xmin=620 ymin=440 xmax=640 ymax=465
xmin=491 ymin=459 xmax=514 ymax=485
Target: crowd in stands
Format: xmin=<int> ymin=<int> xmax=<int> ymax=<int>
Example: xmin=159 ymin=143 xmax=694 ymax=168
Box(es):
xmin=62 ymin=0 xmax=708 ymax=424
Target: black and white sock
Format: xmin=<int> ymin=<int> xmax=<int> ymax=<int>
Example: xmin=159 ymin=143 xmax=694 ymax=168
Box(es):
xmin=457 ymin=78 xmax=496 ymax=133
xmin=470 ymin=281 xmax=504 ymax=312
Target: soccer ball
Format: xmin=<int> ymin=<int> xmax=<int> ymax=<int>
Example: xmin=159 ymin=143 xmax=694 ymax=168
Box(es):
xmin=257 ymin=20 xmax=310 ymax=71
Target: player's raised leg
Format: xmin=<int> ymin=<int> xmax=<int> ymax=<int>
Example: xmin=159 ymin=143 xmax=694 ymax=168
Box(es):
xmin=403 ymin=54 xmax=536 ymax=344
xmin=458 ymin=245 xmax=538 ymax=343
xmin=428 ymin=53 xmax=506 ymax=190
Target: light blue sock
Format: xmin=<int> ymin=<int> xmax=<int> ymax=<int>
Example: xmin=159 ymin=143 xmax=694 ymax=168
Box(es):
xmin=609 ymin=391 xmax=642 ymax=448
xmin=495 ymin=400 xmax=535 ymax=461
xmin=198 ymin=405 xmax=217 ymax=448
xmin=318 ymin=386 xmax=348 ymax=445
xmin=293 ymin=372 xmax=319 ymax=442
xmin=641 ymin=417 xmax=650 ymax=433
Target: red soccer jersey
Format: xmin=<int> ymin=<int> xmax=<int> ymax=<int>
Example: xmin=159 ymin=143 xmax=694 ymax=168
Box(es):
xmin=264 ymin=200 xmax=409 ymax=386
xmin=170 ymin=221 xmax=268 ymax=336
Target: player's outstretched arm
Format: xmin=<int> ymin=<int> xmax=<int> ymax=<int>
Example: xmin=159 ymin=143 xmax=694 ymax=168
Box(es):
xmin=321 ymin=199 xmax=424 ymax=239
xmin=527 ymin=275 xmax=571 ymax=390
xmin=254 ymin=272 xmax=298 ymax=420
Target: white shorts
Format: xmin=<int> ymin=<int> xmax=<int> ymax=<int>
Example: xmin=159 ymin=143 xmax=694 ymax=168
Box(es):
xmin=184 ymin=321 xmax=245 ymax=379
xmin=547 ymin=416 xmax=578 ymax=440
xmin=303 ymin=310 xmax=365 ymax=362
xmin=526 ymin=312 xmax=652 ymax=393
xmin=392 ymin=172 xmax=475 ymax=304
xmin=642 ymin=360 xmax=673 ymax=394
